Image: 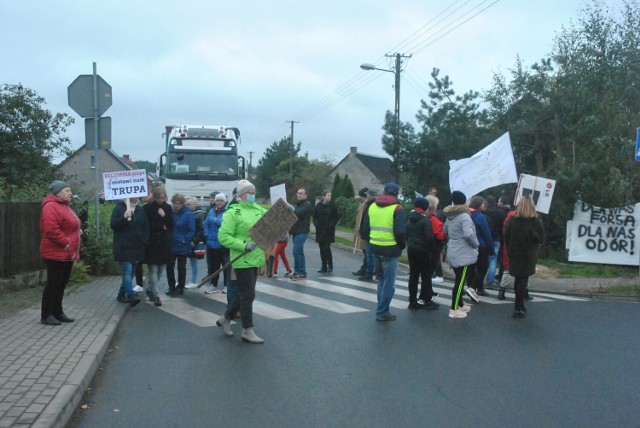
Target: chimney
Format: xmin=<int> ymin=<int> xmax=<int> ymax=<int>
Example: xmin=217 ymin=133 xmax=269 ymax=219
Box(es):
xmin=123 ymin=154 xmax=130 ymax=160
xmin=350 ymin=147 xmax=357 ymax=156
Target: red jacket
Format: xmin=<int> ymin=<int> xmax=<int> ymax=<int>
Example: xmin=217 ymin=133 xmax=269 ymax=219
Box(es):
xmin=427 ymin=211 xmax=446 ymax=242
xmin=40 ymin=194 xmax=81 ymax=261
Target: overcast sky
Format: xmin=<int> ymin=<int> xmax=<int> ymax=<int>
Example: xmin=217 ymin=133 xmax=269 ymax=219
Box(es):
xmin=1 ymin=0 xmax=621 ymax=167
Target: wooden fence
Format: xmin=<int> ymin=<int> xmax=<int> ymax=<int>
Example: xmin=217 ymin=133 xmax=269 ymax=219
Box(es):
xmin=0 ymin=203 xmax=44 ymax=277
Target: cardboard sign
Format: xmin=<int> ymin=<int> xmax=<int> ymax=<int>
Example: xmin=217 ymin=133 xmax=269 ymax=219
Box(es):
xmin=248 ymin=198 xmax=298 ymax=251
xmin=103 ymin=170 xmax=148 ymax=200
xmin=514 ymin=174 xmax=556 ymax=214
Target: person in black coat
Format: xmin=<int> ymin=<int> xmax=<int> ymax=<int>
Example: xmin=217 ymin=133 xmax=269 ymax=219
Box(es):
xmin=405 ymin=197 xmax=439 ymax=310
xmin=111 ymin=197 xmax=149 ymax=307
xmin=504 ymin=195 xmax=544 ymax=318
xmin=313 ymin=190 xmax=341 ymax=273
xmin=142 ymin=187 xmax=175 ymax=306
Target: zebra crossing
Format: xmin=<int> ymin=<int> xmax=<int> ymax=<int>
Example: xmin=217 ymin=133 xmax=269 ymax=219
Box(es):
xmin=146 ymin=273 xmax=589 ymax=327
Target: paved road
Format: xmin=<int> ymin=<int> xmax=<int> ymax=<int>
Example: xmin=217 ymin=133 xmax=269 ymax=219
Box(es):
xmin=67 ymin=243 xmax=640 ymax=427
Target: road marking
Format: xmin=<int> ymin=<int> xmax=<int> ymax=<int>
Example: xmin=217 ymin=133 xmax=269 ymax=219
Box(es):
xmin=256 ymin=282 xmax=368 ymax=314
xmin=204 ymin=291 xmax=307 ymax=319
xmin=147 ymin=297 xmax=217 ymax=327
xmin=275 ymin=277 xmax=406 ymax=309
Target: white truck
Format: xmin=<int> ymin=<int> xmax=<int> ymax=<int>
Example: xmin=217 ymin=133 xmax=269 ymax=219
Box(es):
xmin=157 ymin=125 xmax=245 ymax=206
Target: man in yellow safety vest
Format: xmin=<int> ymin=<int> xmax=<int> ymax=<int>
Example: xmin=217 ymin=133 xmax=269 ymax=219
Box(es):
xmin=362 ymin=182 xmax=406 ymax=321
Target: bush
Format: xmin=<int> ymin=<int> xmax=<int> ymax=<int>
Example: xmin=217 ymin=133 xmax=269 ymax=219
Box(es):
xmin=334 ymin=196 xmax=359 ymax=228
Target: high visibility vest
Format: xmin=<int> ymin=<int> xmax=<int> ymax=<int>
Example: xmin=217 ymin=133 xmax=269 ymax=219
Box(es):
xmin=368 ymin=204 xmax=398 ymax=247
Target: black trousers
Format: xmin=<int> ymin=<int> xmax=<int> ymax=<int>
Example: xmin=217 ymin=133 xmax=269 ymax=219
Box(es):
xmin=407 ymin=249 xmax=435 ymax=303
xmin=470 ymin=246 xmax=489 ymax=291
xmin=166 ymin=254 xmax=187 ymax=290
xmin=41 ymin=260 xmax=74 ymax=320
xmin=451 ymin=266 xmax=469 ymax=310
xmin=206 ymin=247 xmax=230 ymax=287
xmin=513 ymin=276 xmax=529 ymax=309
xmin=225 ymin=267 xmax=258 ymax=329
xmin=318 ymin=242 xmax=333 ymax=269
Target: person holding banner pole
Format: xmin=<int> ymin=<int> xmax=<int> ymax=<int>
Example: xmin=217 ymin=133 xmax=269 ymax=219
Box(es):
xmin=216 ymin=179 xmax=267 ymax=344
xmin=504 ymin=196 xmax=544 ymax=318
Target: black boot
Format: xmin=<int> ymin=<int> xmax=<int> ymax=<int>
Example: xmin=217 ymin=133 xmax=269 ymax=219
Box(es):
xmin=498 ymin=287 xmax=506 ymax=300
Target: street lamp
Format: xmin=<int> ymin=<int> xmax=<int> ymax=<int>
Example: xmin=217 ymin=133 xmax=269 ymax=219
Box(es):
xmin=360 ymin=54 xmax=403 ymax=182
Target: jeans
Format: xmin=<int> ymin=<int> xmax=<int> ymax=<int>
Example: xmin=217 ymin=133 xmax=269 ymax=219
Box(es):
xmin=119 ymin=261 xmax=136 ymax=299
xmin=189 ymin=256 xmax=199 ymax=283
xmin=485 ymin=241 xmax=501 ymax=285
xmin=365 ymin=242 xmax=376 ymax=277
xmin=147 ymin=264 xmax=165 ymax=297
xmin=374 ymin=255 xmax=398 ymax=317
xmin=292 ymin=233 xmax=308 ymax=275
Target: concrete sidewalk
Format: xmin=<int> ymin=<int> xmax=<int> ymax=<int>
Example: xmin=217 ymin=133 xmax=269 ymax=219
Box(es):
xmin=0 ymin=240 xmax=635 ymax=428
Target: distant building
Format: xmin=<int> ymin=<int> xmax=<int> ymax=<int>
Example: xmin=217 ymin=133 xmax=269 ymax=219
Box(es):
xmin=326 ymin=147 xmax=393 ymax=195
xmin=57 ymin=145 xmax=157 ymax=198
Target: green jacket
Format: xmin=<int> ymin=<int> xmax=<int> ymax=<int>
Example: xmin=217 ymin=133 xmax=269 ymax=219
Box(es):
xmin=218 ymin=200 xmax=267 ymax=268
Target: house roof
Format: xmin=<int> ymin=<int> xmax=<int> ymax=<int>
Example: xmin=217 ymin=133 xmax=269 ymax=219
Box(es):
xmin=355 ymin=153 xmax=394 ymax=184
xmin=57 ymin=144 xmax=134 ymax=171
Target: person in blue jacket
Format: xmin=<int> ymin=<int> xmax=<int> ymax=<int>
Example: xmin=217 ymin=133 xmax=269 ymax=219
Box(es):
xmin=467 ymin=195 xmax=495 ymax=297
xmin=203 ymin=192 xmax=230 ymax=294
xmin=166 ymin=194 xmax=195 ymax=296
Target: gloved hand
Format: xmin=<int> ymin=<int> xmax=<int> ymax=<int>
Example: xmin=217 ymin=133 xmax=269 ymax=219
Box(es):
xmin=245 ymin=241 xmax=257 ymax=251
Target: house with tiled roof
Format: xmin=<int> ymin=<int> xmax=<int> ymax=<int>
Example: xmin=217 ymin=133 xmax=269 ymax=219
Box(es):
xmin=325 ymin=147 xmax=393 ymax=195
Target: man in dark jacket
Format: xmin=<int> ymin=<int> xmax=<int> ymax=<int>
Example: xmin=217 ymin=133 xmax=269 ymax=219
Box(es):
xmin=484 ymin=195 xmax=505 ymax=287
xmin=289 ymin=188 xmax=312 ymax=281
xmin=406 ymin=197 xmax=439 ymax=310
xmin=111 ymin=197 xmax=149 ymax=307
xmin=358 ymin=188 xmax=378 ymax=281
xmin=362 ymin=182 xmax=406 ymax=321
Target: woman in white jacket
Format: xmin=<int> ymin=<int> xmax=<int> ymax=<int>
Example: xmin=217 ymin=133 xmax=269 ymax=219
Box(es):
xmin=443 ymin=191 xmax=479 ymax=318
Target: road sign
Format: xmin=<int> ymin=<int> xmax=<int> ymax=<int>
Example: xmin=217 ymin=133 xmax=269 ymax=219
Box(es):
xmin=636 ymin=127 xmax=640 ymax=162
xmin=84 ymin=117 xmax=111 ymax=149
xmin=68 ymin=74 xmax=112 ymax=118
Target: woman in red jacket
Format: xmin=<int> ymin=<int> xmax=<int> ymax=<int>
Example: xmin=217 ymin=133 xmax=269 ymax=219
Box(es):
xmin=40 ymin=181 xmax=82 ymax=325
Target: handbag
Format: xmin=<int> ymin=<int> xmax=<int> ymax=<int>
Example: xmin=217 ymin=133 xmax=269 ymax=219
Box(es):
xmin=192 ymin=242 xmax=206 ymax=259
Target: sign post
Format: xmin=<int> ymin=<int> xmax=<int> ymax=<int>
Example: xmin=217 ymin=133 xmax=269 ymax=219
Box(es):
xmin=68 ymin=63 xmax=112 ymax=233
xmin=635 ymin=127 xmax=640 ymax=162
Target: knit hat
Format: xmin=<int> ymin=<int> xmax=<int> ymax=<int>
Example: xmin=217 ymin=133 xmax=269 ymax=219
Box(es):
xmin=358 ymin=187 xmax=369 ymax=197
xmin=451 ymin=190 xmax=467 ymax=205
xmin=215 ymin=193 xmax=227 ymax=201
xmin=236 ymin=179 xmax=255 ymax=196
xmin=49 ymin=180 xmax=69 ymax=195
xmin=366 ymin=188 xmax=378 ymax=197
xmin=413 ymin=197 xmax=429 ymax=210
xmin=383 ymin=182 xmax=400 ymax=195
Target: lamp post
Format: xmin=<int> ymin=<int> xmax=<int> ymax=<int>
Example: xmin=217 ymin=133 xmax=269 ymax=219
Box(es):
xmin=361 ymin=53 xmax=404 ymax=182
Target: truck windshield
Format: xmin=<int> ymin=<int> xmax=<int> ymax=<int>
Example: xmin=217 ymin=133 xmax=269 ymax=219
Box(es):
xmin=167 ymin=152 xmax=238 ymax=179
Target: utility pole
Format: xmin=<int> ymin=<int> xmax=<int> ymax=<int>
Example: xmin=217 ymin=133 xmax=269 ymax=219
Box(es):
xmin=385 ymin=52 xmax=411 ymax=183
xmin=286 ymin=120 xmax=299 ymax=180
xmin=248 ymin=151 xmax=254 ymax=179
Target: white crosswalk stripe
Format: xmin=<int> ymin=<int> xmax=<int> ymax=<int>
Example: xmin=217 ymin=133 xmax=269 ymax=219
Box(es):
xmin=147 ymin=272 xmax=588 ymax=327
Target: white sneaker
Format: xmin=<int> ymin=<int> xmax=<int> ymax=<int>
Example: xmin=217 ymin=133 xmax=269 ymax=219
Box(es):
xmin=221 ymin=287 xmax=227 ymax=294
xmin=132 ymin=285 xmax=143 ymax=293
xmin=458 ymin=305 xmax=471 ymax=313
xmin=204 ymin=285 xmax=218 ymax=294
xmin=464 ymin=286 xmax=480 ymax=303
xmin=432 ymin=276 xmax=444 ymax=283
xmin=184 ymin=282 xmax=198 ymax=289
xmin=272 ymin=272 xmax=278 ymax=277
xmin=449 ymin=309 xmax=467 ymax=318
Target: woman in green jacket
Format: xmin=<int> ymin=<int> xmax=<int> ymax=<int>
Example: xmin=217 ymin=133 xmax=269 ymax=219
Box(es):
xmin=216 ymin=179 xmax=267 ymax=343
xmin=504 ymin=196 xmax=544 ymax=318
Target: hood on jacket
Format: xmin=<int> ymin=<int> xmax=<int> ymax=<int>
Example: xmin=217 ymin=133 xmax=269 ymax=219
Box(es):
xmin=375 ymin=194 xmax=400 ymax=207
xmin=407 ymin=209 xmax=426 ymax=223
xmin=444 ymin=204 xmax=470 ymax=218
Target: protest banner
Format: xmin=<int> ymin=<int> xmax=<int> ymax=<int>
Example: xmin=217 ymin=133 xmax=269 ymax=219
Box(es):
xmin=567 ymin=200 xmax=640 ymax=265
xmin=448 ymin=132 xmax=518 ymax=197
xmin=514 ymin=174 xmax=556 ymax=214
xmin=103 ymin=170 xmax=148 ymax=200
xmin=270 ymin=183 xmax=287 ymax=205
